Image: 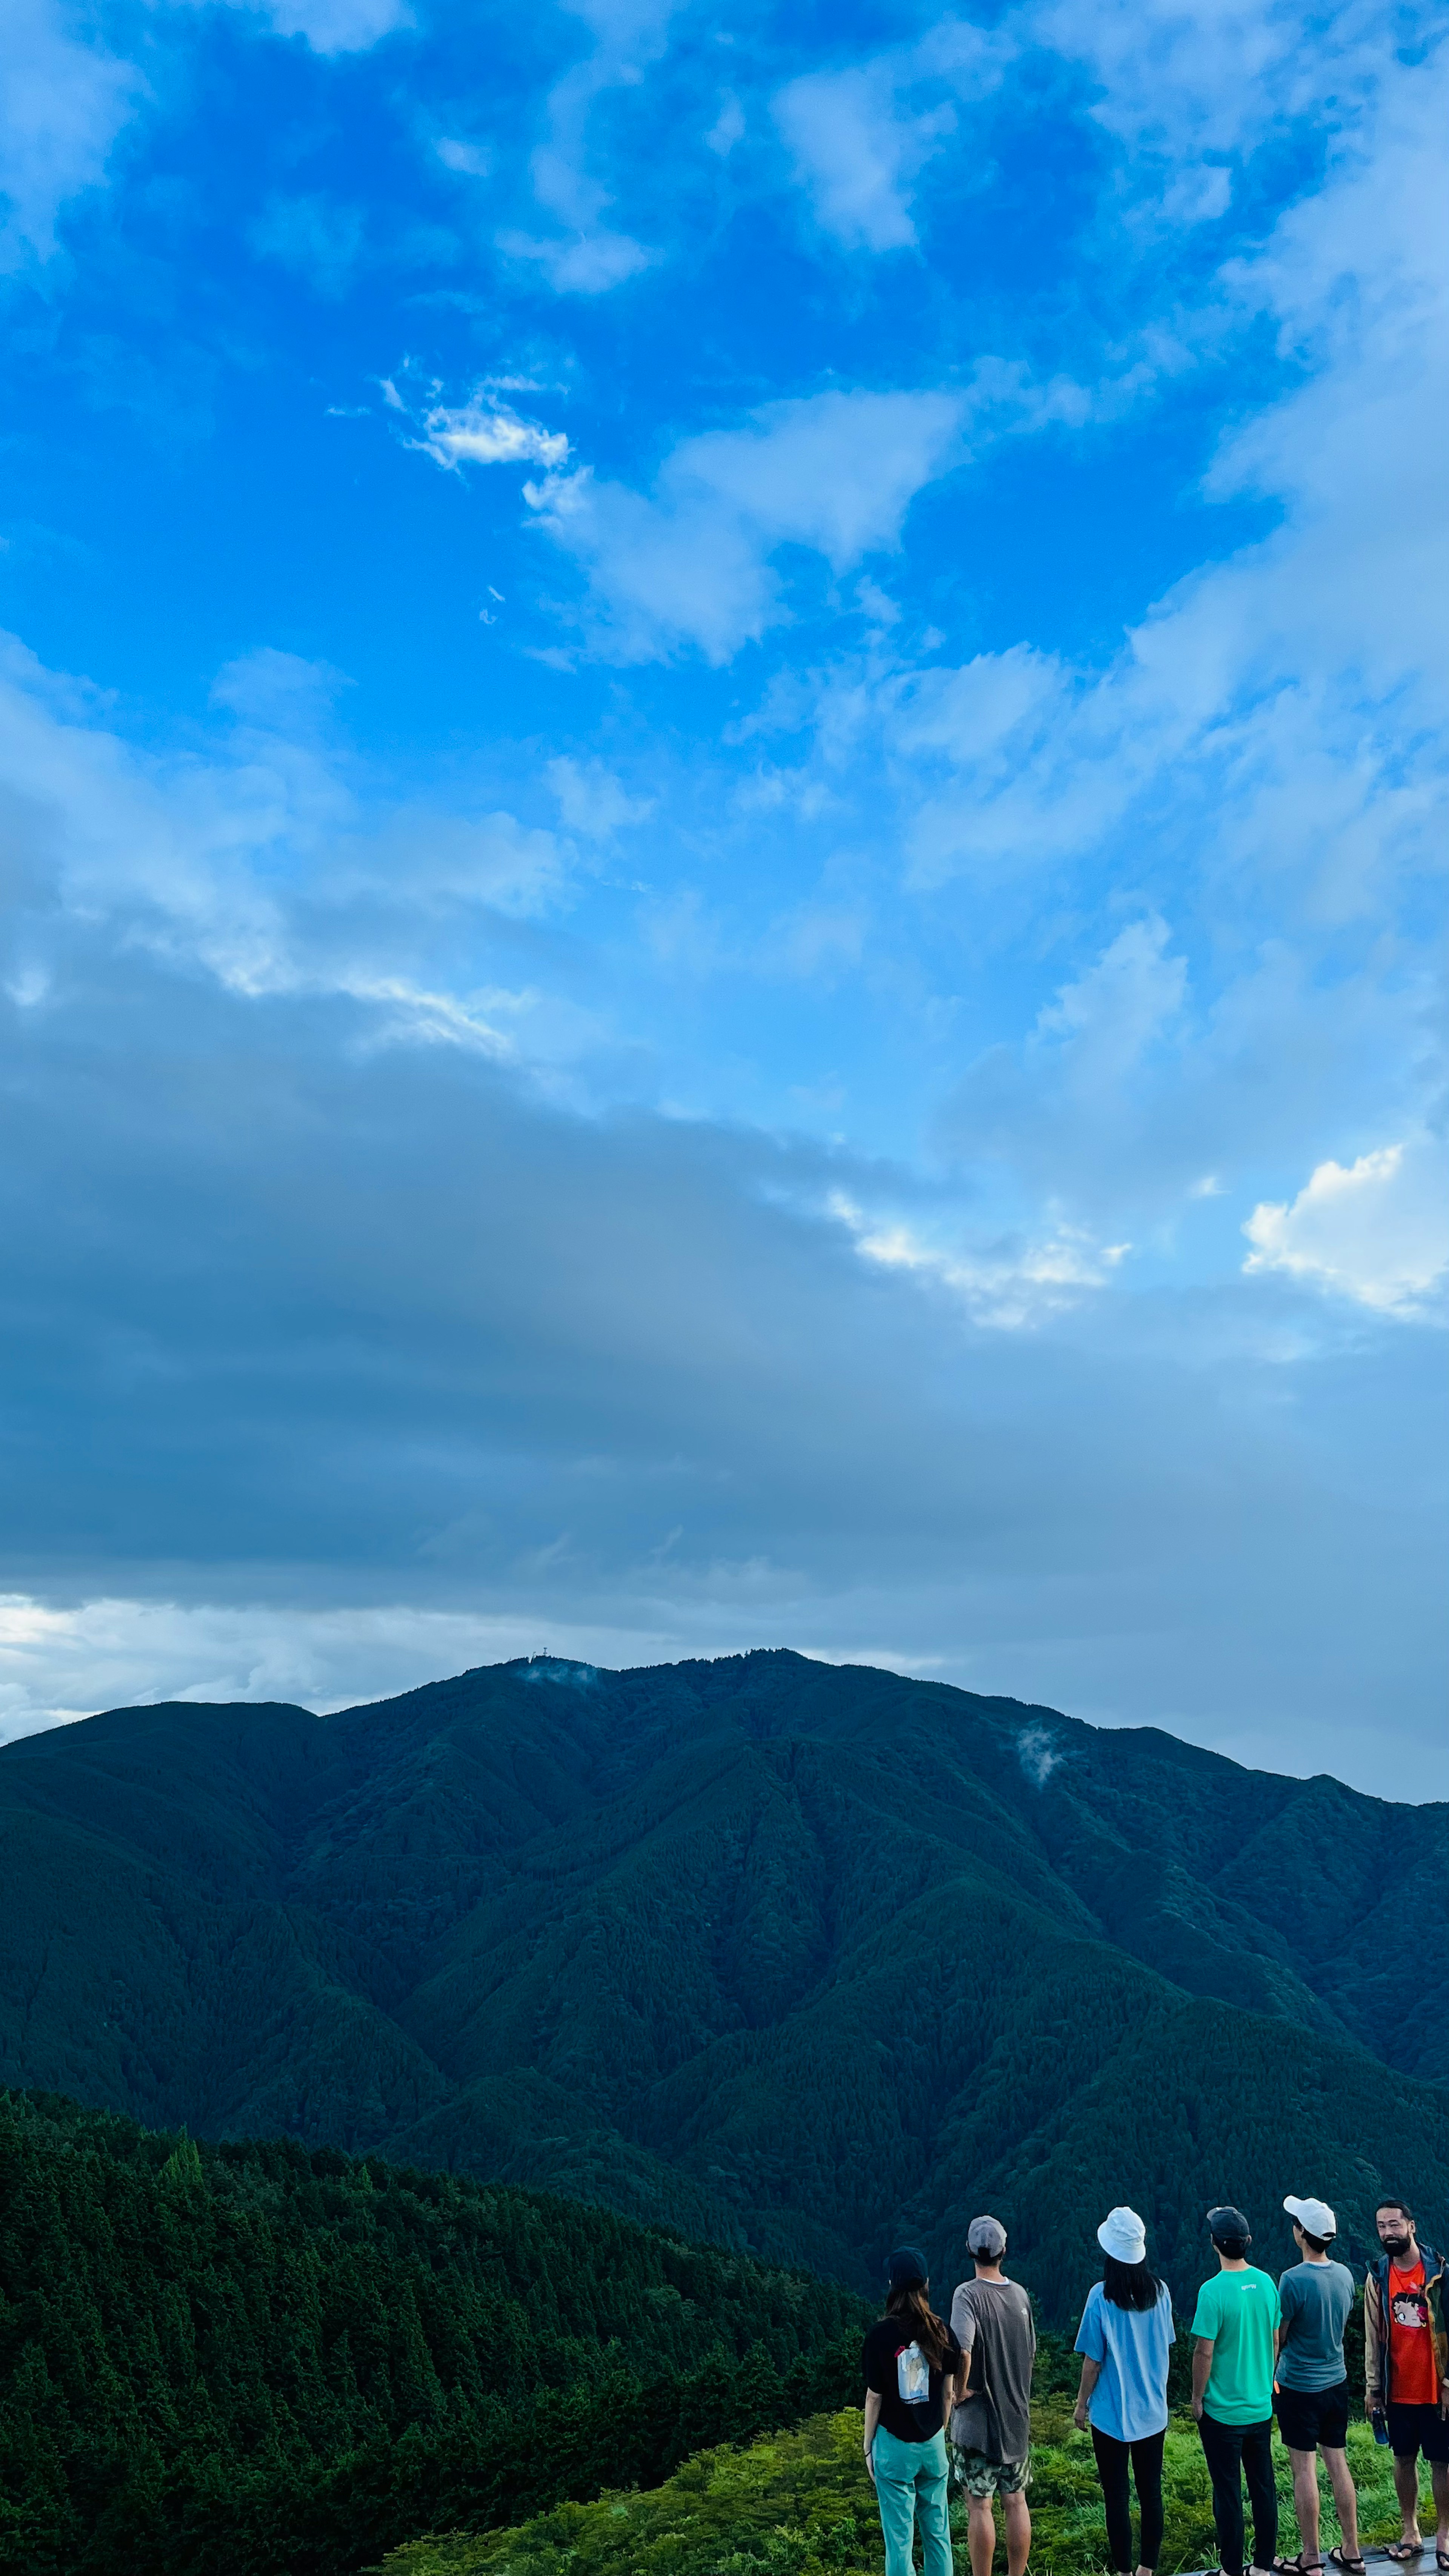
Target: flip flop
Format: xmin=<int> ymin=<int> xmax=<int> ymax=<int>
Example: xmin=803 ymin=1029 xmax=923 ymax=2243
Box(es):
xmin=1274 ymin=2556 xmax=1323 ymax=2573
xmin=1383 ymin=2549 xmax=1424 ymax=2564
xmin=1326 ymin=2553 xmax=1365 ymax=2573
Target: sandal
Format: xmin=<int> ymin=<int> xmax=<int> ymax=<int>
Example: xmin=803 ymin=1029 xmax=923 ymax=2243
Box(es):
xmin=1434 ymin=2557 xmax=1449 ymax=2573
xmin=1383 ymin=2550 xmax=1424 ymax=2565
xmin=1274 ymin=2558 xmax=1323 ymax=2573
xmin=1327 ymin=2553 xmax=1365 ymax=2573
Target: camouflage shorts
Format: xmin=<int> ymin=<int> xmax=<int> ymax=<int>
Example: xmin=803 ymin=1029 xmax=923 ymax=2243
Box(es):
xmin=949 ymin=2444 xmax=1031 ymax=2498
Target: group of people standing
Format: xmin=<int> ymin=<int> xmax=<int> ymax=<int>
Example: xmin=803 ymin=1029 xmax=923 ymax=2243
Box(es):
xmin=860 ymin=2194 xmax=1449 ymax=2576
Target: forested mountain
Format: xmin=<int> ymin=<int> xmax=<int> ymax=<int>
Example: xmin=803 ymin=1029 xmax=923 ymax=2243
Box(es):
xmin=3 ymin=1652 xmax=1447 ymax=2314
xmin=0 ymin=2089 xmax=865 ymax=2576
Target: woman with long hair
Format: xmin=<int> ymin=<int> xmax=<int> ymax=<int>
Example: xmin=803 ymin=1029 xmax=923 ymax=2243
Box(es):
xmin=1073 ymin=2208 xmax=1176 ymax=2576
xmin=862 ymin=2246 xmax=963 ymax=2576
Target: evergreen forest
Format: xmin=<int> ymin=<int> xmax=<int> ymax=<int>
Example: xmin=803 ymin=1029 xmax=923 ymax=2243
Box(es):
xmin=0 ymin=2090 xmax=866 ymax=2576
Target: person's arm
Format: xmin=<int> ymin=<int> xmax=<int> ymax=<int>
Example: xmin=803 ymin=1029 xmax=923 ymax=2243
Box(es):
xmin=942 ymin=2337 xmax=963 ymax=2432
xmin=1073 ymin=2354 xmax=1101 ymax=2431
xmin=1364 ymin=2272 xmax=1381 ymax=2413
xmin=863 ymin=2388 xmax=881 ymax=2476
xmin=1191 ymin=2338 xmax=1214 ymax=2420
xmin=950 ymin=2290 xmax=977 ymax=2406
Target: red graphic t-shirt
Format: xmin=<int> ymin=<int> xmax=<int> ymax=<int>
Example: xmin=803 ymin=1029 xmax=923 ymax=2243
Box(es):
xmin=1388 ymin=2261 xmax=1439 ymax=2405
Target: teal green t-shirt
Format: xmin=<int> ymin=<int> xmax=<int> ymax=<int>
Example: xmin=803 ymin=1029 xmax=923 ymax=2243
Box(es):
xmin=1190 ymin=2267 xmax=1281 ymax=2423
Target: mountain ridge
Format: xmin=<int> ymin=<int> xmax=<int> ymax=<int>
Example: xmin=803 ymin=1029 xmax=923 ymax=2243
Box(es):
xmin=3 ymin=1649 xmax=1447 ymax=2313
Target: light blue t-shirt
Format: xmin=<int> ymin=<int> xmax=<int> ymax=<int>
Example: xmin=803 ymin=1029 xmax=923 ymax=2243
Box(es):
xmin=1075 ymin=2280 xmax=1175 ymax=2442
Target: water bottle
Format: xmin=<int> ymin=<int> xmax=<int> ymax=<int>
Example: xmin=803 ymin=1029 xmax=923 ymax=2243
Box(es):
xmin=1372 ymin=2410 xmax=1391 ymax=2447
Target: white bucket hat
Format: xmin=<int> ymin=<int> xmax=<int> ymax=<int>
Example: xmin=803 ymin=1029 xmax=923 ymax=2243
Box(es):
xmin=1284 ymin=2194 xmax=1336 ymax=2240
xmin=1098 ymin=2206 xmax=1148 ymax=2263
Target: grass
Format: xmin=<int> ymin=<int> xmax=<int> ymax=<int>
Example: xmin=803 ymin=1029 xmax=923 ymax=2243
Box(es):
xmin=380 ymin=2398 xmax=1428 ymax=2576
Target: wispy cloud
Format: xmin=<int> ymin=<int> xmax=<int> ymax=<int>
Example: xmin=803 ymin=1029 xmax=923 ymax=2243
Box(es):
xmin=829 ymin=1190 xmax=1131 ymax=1330
xmin=774 ymin=18 xmax=1012 ymax=253
xmin=197 ymin=0 xmax=411 ymax=55
xmin=524 ymin=388 xmax=964 ymax=660
xmin=0 ymin=0 xmax=142 ymax=269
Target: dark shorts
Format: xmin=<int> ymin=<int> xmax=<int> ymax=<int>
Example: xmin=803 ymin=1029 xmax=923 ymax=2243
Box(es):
xmin=1387 ymin=2401 xmax=1449 ymax=2464
xmin=1275 ymin=2381 xmax=1350 ymax=2453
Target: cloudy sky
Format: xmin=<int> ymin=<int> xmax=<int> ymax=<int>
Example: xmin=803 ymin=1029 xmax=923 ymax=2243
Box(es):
xmin=0 ymin=0 xmax=1444 ymax=1792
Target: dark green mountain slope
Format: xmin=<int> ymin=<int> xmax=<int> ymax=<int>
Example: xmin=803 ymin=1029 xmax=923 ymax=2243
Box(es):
xmin=0 ymin=2088 xmax=865 ymax=2576
xmin=2 ymin=1653 xmax=1447 ymax=2313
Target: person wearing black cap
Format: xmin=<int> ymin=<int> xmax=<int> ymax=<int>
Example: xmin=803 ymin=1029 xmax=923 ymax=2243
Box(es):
xmin=1190 ymin=2205 xmax=1281 ymax=2576
xmin=861 ymin=2247 xmax=963 ymax=2576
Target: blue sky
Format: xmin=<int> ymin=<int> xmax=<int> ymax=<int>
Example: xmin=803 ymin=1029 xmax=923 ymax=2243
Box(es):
xmin=0 ymin=0 xmax=1445 ymax=1789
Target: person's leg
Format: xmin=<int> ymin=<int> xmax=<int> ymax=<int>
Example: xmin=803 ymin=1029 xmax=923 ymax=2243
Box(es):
xmin=1289 ymin=2447 xmax=1323 ymax=2562
xmin=1092 ymin=2426 xmax=1135 ymax=2572
xmin=1001 ymin=2485 xmax=1031 ymax=2576
xmin=1428 ymin=2461 xmax=1449 ymax=2553
xmin=1321 ymin=2450 xmax=1360 ymax=2560
xmin=967 ymin=2495 xmax=997 ymax=2576
xmin=1241 ymin=2419 xmax=1279 ymax=2574
xmin=914 ymin=2435 xmax=954 ymax=2576
xmin=1199 ymin=2411 xmax=1246 ymax=2574
xmin=871 ymin=2428 xmax=921 ymax=2576
xmin=1129 ymin=2429 xmax=1166 ymax=2573
xmin=1392 ymin=2450 xmax=1424 ymax=2544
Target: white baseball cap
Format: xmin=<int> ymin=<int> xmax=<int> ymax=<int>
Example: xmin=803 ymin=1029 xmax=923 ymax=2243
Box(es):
xmin=1098 ymin=2207 xmax=1147 ymax=2263
xmin=1284 ymin=2194 xmax=1337 ymax=2239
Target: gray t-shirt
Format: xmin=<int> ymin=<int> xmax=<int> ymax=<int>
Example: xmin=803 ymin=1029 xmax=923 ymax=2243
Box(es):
xmin=950 ymin=2276 xmax=1036 ymax=2462
xmin=1277 ymin=2259 xmax=1355 ymax=2391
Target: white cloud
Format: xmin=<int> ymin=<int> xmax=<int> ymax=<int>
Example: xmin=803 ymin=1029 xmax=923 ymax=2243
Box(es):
xmin=706 ymin=94 xmax=745 ymax=157
xmin=0 ymin=630 xmax=578 ymax=1026
xmin=842 ymin=35 xmax=1449 ymax=952
xmin=548 ymin=756 xmax=653 ymax=837
xmin=415 ymin=398 xmax=569 ymax=472
xmin=0 ymin=0 xmax=142 ymax=269
xmin=1034 ymin=916 xmax=1188 ymax=1089
xmin=774 ymin=66 xmax=954 ymax=252
xmin=1034 ymin=0 xmax=1325 ymax=168
xmin=830 ymin=1190 xmax=1131 ymax=1329
xmin=505 ymin=1 xmax=674 ymax=295
xmin=434 ymin=136 xmax=490 ymax=178
xmin=526 ymin=388 xmax=964 ymax=661
xmin=1243 ymin=1139 xmax=1449 ymax=1313
xmin=774 ymin=18 xmax=1012 ymax=254
xmin=1161 ymin=160 xmax=1232 ymax=224
xmin=499 ymin=224 xmax=653 ymax=294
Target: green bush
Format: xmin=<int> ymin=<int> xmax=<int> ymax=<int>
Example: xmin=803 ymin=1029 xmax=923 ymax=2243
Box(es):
xmin=381 ymin=2404 xmax=1430 ymax=2576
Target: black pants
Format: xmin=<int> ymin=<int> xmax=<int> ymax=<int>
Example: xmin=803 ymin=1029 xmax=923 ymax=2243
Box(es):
xmin=1197 ymin=2411 xmax=1278 ymax=2575
xmin=1091 ymin=2425 xmax=1166 ymax=2571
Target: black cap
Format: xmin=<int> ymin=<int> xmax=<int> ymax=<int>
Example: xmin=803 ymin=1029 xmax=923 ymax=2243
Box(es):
xmin=886 ymin=2245 xmax=929 ymax=2290
xmin=1207 ymin=2204 xmax=1251 ymax=2244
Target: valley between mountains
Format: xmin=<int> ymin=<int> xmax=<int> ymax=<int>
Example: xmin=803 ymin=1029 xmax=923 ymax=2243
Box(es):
xmin=3 ymin=1650 xmax=1447 ymax=2320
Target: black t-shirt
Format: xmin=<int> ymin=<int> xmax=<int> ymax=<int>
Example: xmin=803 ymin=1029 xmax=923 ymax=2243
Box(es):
xmin=862 ymin=2314 xmax=963 ymax=2444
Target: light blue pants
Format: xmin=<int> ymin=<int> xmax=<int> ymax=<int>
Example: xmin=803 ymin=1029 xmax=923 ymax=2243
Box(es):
xmin=872 ymin=2424 xmax=953 ymax=2576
